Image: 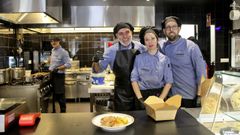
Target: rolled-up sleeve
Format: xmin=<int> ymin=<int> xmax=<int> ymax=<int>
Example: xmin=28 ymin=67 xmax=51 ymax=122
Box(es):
xmin=163 ymin=57 xmax=173 ymax=84
xmin=63 ymin=50 xmax=71 ymax=69
xmin=99 ymin=48 xmax=114 ymax=72
xmin=131 ymin=56 xmax=140 ymax=82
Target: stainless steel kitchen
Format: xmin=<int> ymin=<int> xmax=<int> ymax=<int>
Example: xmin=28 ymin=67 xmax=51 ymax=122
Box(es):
xmin=0 ymin=0 xmax=240 ymax=134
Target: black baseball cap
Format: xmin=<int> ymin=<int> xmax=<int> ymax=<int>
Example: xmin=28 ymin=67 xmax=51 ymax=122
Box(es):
xmin=113 ymin=22 xmax=134 ymax=38
xmin=139 ymin=26 xmax=160 ymax=45
xmin=161 ymin=16 xmax=182 ymax=29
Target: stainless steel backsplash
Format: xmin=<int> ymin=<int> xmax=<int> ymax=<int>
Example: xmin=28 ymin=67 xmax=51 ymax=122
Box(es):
xmin=66 ymin=6 xmax=155 ymax=27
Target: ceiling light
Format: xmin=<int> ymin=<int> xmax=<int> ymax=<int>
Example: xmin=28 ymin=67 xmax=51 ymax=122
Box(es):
xmin=0 ymin=28 xmax=14 ymax=34
xmin=28 ymin=27 xmax=143 ymax=33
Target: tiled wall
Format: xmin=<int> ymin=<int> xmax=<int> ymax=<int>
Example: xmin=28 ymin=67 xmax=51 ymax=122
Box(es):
xmin=0 ymin=34 xmax=15 ymax=68
xmin=28 ymin=33 xmax=143 ymax=68
xmin=0 ymin=32 xmax=142 ymax=70
xmin=40 ymin=33 xmax=114 ymax=67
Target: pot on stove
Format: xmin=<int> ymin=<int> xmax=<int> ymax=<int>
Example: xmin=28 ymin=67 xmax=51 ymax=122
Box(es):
xmin=12 ymin=67 xmax=25 ymax=80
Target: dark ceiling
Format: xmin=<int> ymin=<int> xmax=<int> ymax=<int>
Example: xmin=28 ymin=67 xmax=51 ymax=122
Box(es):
xmin=65 ymin=0 xmax=211 ymax=6
xmin=65 ymin=0 xmax=155 ymax=6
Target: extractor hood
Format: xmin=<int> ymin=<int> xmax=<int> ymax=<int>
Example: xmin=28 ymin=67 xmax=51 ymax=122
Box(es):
xmin=0 ymin=0 xmax=62 ymax=24
xmin=59 ymin=0 xmax=155 ymax=27
xmin=67 ymin=6 xmax=155 ymax=27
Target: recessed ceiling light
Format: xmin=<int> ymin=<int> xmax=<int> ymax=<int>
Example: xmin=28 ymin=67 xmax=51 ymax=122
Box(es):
xmin=146 ymin=0 xmax=150 ymax=2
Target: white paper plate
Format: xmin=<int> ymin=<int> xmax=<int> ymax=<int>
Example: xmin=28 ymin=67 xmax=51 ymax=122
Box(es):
xmin=92 ymin=113 xmax=134 ymax=132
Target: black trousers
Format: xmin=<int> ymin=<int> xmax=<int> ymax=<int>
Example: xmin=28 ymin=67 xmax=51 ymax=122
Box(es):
xmin=40 ymin=93 xmax=66 ymax=113
xmin=181 ymin=98 xmax=197 ymax=108
xmin=51 ymin=72 xmax=66 ymax=113
xmin=52 ymin=93 xmax=66 ymax=113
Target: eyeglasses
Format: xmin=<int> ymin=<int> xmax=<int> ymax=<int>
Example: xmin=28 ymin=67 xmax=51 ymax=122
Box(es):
xmin=165 ymin=25 xmax=178 ymax=31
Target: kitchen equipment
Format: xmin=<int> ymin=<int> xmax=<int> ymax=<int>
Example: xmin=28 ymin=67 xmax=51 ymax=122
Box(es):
xmin=79 ymin=67 xmax=92 ymax=73
xmin=25 ymin=70 xmax=31 ymax=77
xmin=65 ymin=71 xmax=77 ymax=99
xmin=65 ymin=71 xmax=76 ymax=80
xmin=95 ymin=93 xmax=113 ymax=112
xmin=12 ymin=67 xmax=25 ymax=80
xmin=10 ymin=67 xmax=25 ymax=85
xmin=0 ymin=98 xmax=28 ymax=133
xmin=24 ymin=70 xmax=32 ymax=83
xmin=76 ymin=72 xmax=91 ymax=98
xmin=0 ymin=0 xmax=62 ymax=24
xmin=65 ymin=80 xmax=77 ymax=99
xmin=78 ymin=81 xmax=90 ymax=98
xmin=77 ymin=72 xmax=90 ymax=81
xmin=70 ymin=60 xmax=80 ymax=69
xmin=4 ymin=68 xmax=11 ymax=84
xmin=0 ymin=69 xmax=5 ymax=84
xmin=92 ymin=72 xmax=105 ymax=85
xmin=25 ymin=77 xmax=33 ymax=83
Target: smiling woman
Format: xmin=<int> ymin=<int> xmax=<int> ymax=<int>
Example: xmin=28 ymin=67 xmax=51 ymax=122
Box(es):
xmin=131 ymin=26 xmax=173 ymax=110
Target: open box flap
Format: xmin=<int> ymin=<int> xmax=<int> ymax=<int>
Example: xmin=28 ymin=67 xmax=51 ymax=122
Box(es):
xmin=144 ymin=96 xmax=164 ymax=105
xmin=165 ymin=95 xmax=182 ymax=108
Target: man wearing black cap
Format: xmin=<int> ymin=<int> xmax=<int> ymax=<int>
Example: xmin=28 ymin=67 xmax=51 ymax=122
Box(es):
xmin=92 ymin=22 xmax=146 ymax=111
xmin=49 ymin=37 xmax=71 ymax=112
xmin=161 ymin=16 xmax=206 ymax=108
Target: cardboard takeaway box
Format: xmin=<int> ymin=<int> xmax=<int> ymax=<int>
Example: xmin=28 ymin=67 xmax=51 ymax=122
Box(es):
xmin=144 ymin=95 xmax=182 ymax=121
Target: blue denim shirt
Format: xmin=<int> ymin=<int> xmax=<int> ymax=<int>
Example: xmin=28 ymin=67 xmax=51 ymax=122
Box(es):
xmin=131 ymin=51 xmax=173 ymax=90
xmin=98 ymin=41 xmax=146 ymax=72
xmin=49 ymin=46 xmax=71 ymax=73
xmin=162 ymin=37 xmax=207 ymax=99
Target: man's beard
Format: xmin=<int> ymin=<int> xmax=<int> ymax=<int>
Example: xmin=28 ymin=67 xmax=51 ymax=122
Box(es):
xmin=168 ymin=35 xmax=179 ymax=42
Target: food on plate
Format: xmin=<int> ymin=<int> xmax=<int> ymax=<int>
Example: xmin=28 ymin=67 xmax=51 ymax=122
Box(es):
xmin=230 ymin=89 xmax=240 ymax=110
xmin=201 ymin=93 xmax=220 ymax=114
xmin=100 ymin=116 xmax=128 ymax=127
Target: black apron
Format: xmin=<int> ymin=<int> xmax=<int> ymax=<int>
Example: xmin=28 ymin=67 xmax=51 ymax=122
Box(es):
xmin=51 ymin=72 xmax=65 ymax=94
xmin=112 ymin=42 xmax=140 ymax=111
xmin=50 ymin=72 xmax=65 ymax=113
xmin=135 ymin=88 xmax=163 ymax=110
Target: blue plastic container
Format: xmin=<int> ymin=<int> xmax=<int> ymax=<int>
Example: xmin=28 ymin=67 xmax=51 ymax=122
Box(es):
xmin=92 ymin=77 xmax=105 ymax=85
xmin=92 ymin=72 xmax=105 ymax=85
